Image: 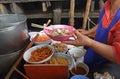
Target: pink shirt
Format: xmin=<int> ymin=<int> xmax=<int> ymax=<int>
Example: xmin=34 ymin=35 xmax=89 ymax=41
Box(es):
xmin=102 ymin=1 xmax=120 ymax=64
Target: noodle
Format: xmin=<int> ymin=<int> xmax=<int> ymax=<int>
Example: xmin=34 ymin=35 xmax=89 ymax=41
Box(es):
xmin=49 ymin=57 xmax=70 ymax=65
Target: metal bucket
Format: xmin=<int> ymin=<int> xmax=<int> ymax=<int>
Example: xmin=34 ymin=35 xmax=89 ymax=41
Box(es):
xmin=0 ymin=14 xmax=29 ymax=55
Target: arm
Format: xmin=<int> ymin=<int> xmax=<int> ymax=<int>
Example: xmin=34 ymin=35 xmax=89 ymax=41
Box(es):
xmin=63 ymin=30 xmax=115 ymax=62
xmin=87 ymin=24 xmax=98 ymax=34
xmin=88 ymin=39 xmax=115 ymax=62
xmin=78 ymin=24 xmax=98 ymax=35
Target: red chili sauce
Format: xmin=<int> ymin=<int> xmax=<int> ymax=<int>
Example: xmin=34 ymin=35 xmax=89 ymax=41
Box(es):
xmin=71 ymin=66 xmax=86 ymax=75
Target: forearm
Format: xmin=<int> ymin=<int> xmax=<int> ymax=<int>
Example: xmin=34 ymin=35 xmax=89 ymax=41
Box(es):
xmin=87 ymin=39 xmax=115 ymax=62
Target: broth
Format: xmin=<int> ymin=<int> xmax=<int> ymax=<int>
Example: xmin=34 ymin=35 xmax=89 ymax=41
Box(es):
xmin=71 ymin=66 xmax=86 ymax=75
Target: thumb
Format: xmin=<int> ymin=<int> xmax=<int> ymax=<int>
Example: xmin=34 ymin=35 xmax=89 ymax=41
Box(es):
xmin=77 ymin=29 xmax=83 ymax=32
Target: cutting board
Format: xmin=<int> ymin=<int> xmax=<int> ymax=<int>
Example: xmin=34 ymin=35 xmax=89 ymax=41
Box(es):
xmin=24 ymin=64 xmax=69 ymax=79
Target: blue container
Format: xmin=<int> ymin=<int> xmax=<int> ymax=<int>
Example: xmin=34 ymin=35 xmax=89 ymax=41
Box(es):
xmin=70 ymin=75 xmax=89 ymax=79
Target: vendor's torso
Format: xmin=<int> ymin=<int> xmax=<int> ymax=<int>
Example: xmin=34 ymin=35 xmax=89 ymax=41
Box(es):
xmin=84 ymin=8 xmax=120 ymax=68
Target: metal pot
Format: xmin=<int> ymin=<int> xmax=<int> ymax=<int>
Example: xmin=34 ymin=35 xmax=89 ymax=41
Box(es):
xmin=0 ymin=14 xmax=29 ymax=55
xmin=0 ymin=49 xmax=22 ymax=78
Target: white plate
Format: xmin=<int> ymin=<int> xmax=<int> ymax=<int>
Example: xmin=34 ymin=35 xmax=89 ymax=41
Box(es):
xmin=23 ymin=44 xmax=55 ymax=64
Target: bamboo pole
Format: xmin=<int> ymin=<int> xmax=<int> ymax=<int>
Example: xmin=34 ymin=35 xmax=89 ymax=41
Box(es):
xmin=11 ymin=2 xmax=23 ymax=14
xmin=0 ymin=3 xmax=8 ymax=14
xmin=82 ymin=0 xmax=92 ymax=29
xmin=69 ymin=0 xmax=75 ymax=26
xmin=53 ymin=8 xmax=62 ymax=24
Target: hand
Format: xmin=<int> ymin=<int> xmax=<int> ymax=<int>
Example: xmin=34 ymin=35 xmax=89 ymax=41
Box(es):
xmin=62 ymin=30 xmax=92 ymax=46
xmin=77 ymin=29 xmax=89 ymax=35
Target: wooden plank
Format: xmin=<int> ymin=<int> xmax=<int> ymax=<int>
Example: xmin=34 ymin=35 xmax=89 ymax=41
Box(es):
xmin=13 ymin=0 xmax=67 ymax=3
xmin=99 ymin=0 xmax=104 ymax=12
xmin=69 ymin=0 xmax=75 ymax=26
xmin=0 ymin=0 xmax=11 ymax=4
xmin=42 ymin=2 xmax=47 ymax=12
xmin=0 ymin=0 xmax=68 ymax=3
xmin=0 ymin=3 xmax=9 ymax=14
xmin=82 ymin=0 xmax=92 ymax=29
xmin=10 ymin=2 xmax=23 ymax=14
xmin=25 ymin=11 xmax=99 ymax=19
xmin=26 ymin=12 xmax=53 ymax=18
xmin=53 ymin=8 xmax=62 ymax=24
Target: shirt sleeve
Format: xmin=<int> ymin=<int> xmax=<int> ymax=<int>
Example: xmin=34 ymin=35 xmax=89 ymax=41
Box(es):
xmin=109 ymin=20 xmax=120 ymax=64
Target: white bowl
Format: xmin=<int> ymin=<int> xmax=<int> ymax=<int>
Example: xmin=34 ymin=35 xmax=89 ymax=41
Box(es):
xmin=68 ymin=47 xmax=86 ymax=59
xmin=51 ymin=53 xmax=74 ymax=70
xmin=67 ymin=44 xmax=76 ymax=49
xmin=23 ymin=44 xmax=54 ymax=64
xmin=29 ymin=31 xmax=52 ymax=45
xmin=70 ymin=63 xmax=89 ymax=76
xmin=51 ymin=41 xmax=68 ymax=53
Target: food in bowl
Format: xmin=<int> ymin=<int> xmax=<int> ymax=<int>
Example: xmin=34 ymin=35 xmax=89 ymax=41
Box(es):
xmin=23 ymin=44 xmax=54 ymax=64
xmin=49 ymin=57 xmax=70 ymax=65
xmin=35 ymin=33 xmax=51 ymax=42
xmin=44 ymin=25 xmax=75 ymax=41
xmin=28 ymin=46 xmax=52 ymax=62
xmin=29 ymin=31 xmax=52 ymax=45
xmin=70 ymin=63 xmax=89 ymax=76
xmin=49 ymin=28 xmax=71 ymax=37
xmin=69 ymin=47 xmax=86 ymax=59
xmin=71 ymin=66 xmax=86 ymax=75
xmin=51 ymin=42 xmax=68 ymax=53
xmin=47 ymin=53 xmax=74 ymax=70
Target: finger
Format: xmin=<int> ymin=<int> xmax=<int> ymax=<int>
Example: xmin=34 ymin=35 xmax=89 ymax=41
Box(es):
xmin=62 ymin=40 xmax=76 ymax=45
xmin=73 ymin=34 xmax=77 ymax=40
xmin=77 ymin=29 xmax=83 ymax=32
xmin=74 ymin=30 xmax=83 ymax=37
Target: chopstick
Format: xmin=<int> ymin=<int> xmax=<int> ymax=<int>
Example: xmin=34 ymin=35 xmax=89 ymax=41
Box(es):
xmin=31 ymin=19 xmax=51 ymax=29
xmin=31 ymin=23 xmax=44 ymax=29
xmin=45 ymin=19 xmax=51 ymax=27
xmin=5 ymin=34 xmax=39 ymax=79
xmin=67 ymin=52 xmax=77 ymax=70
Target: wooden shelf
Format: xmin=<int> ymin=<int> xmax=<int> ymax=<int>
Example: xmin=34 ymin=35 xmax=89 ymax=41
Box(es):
xmin=25 ymin=10 xmax=99 ymax=19
xmin=0 ymin=0 xmax=100 ymax=25
xmin=0 ymin=0 xmax=67 ymax=3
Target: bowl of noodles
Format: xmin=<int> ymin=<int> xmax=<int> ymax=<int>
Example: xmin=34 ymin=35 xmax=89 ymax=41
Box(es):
xmin=48 ymin=53 xmax=74 ymax=70
xmin=23 ymin=44 xmax=55 ymax=64
xmin=44 ymin=25 xmax=75 ymax=41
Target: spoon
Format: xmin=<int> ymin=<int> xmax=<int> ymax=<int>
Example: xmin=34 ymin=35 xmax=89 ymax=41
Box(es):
xmin=67 ymin=51 xmax=77 ymax=70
